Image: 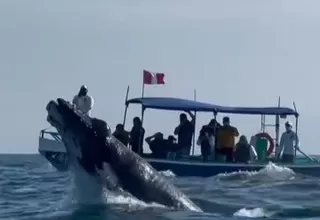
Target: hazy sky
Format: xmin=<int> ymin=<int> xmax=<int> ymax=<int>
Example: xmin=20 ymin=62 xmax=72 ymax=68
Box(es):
xmin=0 ymin=0 xmax=319 ymax=154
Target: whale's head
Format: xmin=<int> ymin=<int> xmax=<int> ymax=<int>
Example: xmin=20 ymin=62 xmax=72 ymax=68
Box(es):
xmin=46 ymin=98 xmax=113 ymax=174
xmin=46 ymin=98 xmax=110 ymax=137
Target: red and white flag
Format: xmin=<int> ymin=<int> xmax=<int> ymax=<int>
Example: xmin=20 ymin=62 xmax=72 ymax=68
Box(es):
xmin=143 ymin=70 xmax=165 ymax=85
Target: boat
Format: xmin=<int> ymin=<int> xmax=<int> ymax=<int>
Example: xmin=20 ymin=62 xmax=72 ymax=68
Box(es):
xmin=38 ymin=96 xmax=320 ymax=177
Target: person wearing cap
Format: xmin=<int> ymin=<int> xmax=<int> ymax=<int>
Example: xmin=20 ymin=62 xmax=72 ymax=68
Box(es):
xmin=216 ymin=116 xmax=239 ymax=162
xmin=72 ymin=85 xmax=94 ymax=116
xmin=145 ymin=132 xmax=167 ymax=159
xmin=276 ymin=121 xmax=299 ymax=163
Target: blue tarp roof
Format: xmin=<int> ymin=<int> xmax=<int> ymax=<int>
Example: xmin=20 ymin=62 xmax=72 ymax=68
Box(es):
xmin=214 ymin=106 xmax=298 ymax=116
xmin=126 ymin=97 xmax=298 ymax=116
xmin=126 ymin=97 xmax=217 ymax=112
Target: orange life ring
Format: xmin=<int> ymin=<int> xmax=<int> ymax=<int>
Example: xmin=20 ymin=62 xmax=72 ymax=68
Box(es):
xmin=254 ymin=132 xmax=274 ymax=156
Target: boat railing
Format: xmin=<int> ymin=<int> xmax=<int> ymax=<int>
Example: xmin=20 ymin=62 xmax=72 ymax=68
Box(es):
xmin=294 ymin=145 xmax=319 ymax=163
xmin=38 ymin=128 xmax=319 ymax=164
xmin=39 ymin=129 xmax=62 ymax=142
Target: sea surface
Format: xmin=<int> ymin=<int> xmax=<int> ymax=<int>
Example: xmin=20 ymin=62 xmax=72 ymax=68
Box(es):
xmin=1 ymin=154 xmax=320 ymax=220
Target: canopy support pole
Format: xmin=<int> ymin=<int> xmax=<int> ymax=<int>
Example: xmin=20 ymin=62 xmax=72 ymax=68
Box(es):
xmin=191 ymin=89 xmax=197 ymax=156
xmin=122 ymin=85 xmax=130 ymax=127
xmin=293 ymin=101 xmax=298 ymax=160
xmin=275 ymin=96 xmax=280 ymax=155
xmin=138 ymin=107 xmax=146 ymax=154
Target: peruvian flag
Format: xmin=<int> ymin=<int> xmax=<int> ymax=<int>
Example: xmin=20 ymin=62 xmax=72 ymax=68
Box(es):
xmin=143 ymin=69 xmax=165 ymax=85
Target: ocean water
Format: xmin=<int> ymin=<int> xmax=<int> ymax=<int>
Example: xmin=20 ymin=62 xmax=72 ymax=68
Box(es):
xmin=1 ymin=154 xmax=320 ymax=220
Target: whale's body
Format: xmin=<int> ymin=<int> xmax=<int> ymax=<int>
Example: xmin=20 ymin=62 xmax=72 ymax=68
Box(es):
xmin=46 ymin=98 xmax=202 ymax=212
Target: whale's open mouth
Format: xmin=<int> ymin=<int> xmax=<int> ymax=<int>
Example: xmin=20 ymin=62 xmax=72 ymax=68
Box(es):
xmin=46 ymin=100 xmax=63 ymax=132
xmin=45 ymin=98 xmax=114 ymax=174
xmin=46 ymin=98 xmax=94 ymax=135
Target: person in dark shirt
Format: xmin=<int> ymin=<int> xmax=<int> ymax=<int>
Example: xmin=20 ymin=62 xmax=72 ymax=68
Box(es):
xmin=130 ymin=117 xmax=145 ymax=155
xmin=208 ymin=118 xmax=221 ymax=155
xmin=145 ymin=132 xmax=167 ymax=159
xmin=166 ymin=135 xmax=178 ymax=160
xmin=112 ymin=123 xmax=129 ymax=146
xmin=234 ymin=135 xmax=253 ymax=163
xmin=166 ymin=135 xmax=178 ymax=152
xmin=174 ymin=111 xmax=195 ymax=156
xmin=197 ymin=125 xmax=215 ymax=161
xmin=208 ymin=119 xmax=221 ymax=136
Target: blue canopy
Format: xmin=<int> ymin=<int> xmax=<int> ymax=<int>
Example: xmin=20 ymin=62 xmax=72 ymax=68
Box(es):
xmin=126 ymin=97 xmax=298 ymax=116
xmin=126 ymin=97 xmax=217 ymax=112
xmin=213 ymin=106 xmax=298 ymax=116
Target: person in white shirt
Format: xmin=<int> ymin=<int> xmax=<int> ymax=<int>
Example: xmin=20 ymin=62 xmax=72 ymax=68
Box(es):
xmin=72 ymin=85 xmax=94 ymax=117
xmin=276 ymin=121 xmax=299 ymax=163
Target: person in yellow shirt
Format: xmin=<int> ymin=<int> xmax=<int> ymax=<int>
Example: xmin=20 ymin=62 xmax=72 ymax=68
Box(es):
xmin=217 ymin=116 xmax=239 ymax=162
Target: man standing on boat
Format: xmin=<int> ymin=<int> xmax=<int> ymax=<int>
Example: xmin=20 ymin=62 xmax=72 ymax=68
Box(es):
xmin=72 ymin=85 xmax=94 ymax=116
xmin=216 ymin=116 xmax=239 ymax=162
xmin=174 ymin=111 xmax=195 ymax=156
xmin=130 ymin=117 xmax=145 ymax=155
xmin=276 ymin=121 xmax=299 ymax=163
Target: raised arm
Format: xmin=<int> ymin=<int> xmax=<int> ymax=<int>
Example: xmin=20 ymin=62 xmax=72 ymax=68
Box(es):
xmin=145 ymin=133 xmax=155 ymax=145
xmin=186 ymin=111 xmax=195 ymax=125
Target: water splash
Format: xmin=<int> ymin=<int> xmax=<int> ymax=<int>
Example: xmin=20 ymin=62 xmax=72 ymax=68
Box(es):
xmin=159 ymin=170 xmax=176 ymax=178
xmin=234 ymin=207 xmax=275 ymax=218
xmin=216 ymin=162 xmax=295 ymax=182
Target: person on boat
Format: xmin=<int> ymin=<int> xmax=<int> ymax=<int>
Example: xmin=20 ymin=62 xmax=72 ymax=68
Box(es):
xmin=197 ymin=124 xmax=215 ymax=161
xmin=72 ymin=85 xmax=94 ymax=116
xmin=166 ymin=135 xmax=178 ymax=159
xmin=113 ymin=123 xmax=130 ymax=147
xmin=216 ymin=116 xmax=239 ymax=162
xmin=174 ymin=111 xmax=195 ymax=156
xmin=234 ymin=135 xmax=257 ymax=163
xmin=145 ymin=132 xmax=167 ymax=159
xmin=129 ymin=117 xmax=145 ymax=155
xmin=208 ymin=119 xmax=221 ymax=157
xmin=276 ymin=121 xmax=299 ymax=163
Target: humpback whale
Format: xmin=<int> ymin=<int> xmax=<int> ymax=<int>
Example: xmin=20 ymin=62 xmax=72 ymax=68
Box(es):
xmin=46 ymin=98 xmax=202 ymax=212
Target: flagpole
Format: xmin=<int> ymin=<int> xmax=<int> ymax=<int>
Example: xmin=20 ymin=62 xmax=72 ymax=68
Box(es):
xmin=141 ymin=71 xmax=146 ymax=125
xmin=192 ymin=89 xmax=197 ymax=155
xmin=122 ymin=85 xmax=130 ymax=127
xmin=139 ymin=70 xmax=146 ymax=155
xmin=141 ymin=71 xmax=145 ymax=98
